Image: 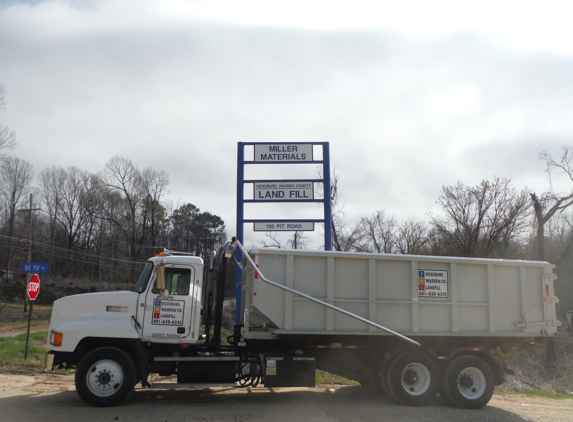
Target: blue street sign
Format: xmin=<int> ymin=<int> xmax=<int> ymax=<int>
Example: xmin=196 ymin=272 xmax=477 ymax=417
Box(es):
xmin=21 ymin=262 xmax=48 ymax=274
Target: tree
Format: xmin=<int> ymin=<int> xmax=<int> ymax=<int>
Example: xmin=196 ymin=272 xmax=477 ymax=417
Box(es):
xmin=358 ymin=210 xmax=397 ymax=253
xmin=100 ymin=157 xmax=146 ymax=272
xmin=40 ymin=166 xmax=66 ymax=249
xmin=169 ymin=204 xmax=226 ymax=259
xmin=0 ymin=156 xmax=33 ymax=279
xmin=531 ymin=148 xmax=573 ymax=261
xmin=430 ymin=177 xmax=530 ymax=258
xmin=140 ymin=168 xmax=169 ymax=256
xmin=396 ymin=218 xmax=429 ymax=255
xmin=260 ymin=231 xmax=309 ymax=250
xmin=0 ymin=85 xmax=17 ymax=152
xmin=318 ymin=167 xmax=363 ymax=251
xmin=287 ymin=231 xmax=308 ymax=250
xmin=170 ymin=203 xmax=200 ymax=251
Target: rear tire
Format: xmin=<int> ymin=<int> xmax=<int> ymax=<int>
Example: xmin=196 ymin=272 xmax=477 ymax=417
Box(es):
xmin=385 ymin=351 xmax=439 ymax=406
xmin=379 ymin=354 xmax=395 ymax=396
xmin=442 ymin=355 xmax=494 ymax=409
xmin=75 ymin=347 xmax=137 ymax=407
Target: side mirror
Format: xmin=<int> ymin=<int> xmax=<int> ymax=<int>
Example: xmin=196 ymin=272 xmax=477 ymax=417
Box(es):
xmin=209 ymin=251 xmax=216 ymax=270
xmin=156 ymin=266 xmax=165 ymax=291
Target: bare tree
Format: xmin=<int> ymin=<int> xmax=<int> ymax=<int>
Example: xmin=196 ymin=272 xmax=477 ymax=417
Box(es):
xmin=57 ymin=167 xmax=102 ymax=250
xmin=287 ymin=231 xmax=308 ymax=250
xmin=430 ymin=177 xmax=530 ymax=258
xmin=0 ymin=85 xmax=17 ymax=152
xmin=358 ymin=210 xmax=397 ymax=253
xmin=100 ymin=157 xmax=145 ymax=276
xmin=316 ymin=167 xmax=363 ymax=251
xmin=531 ymin=148 xmax=573 ymax=260
xmin=40 ymin=166 xmax=66 ymax=248
xmin=259 ymin=232 xmax=283 ymax=248
xmin=140 ymin=168 xmax=169 ymax=255
xmin=396 ymin=218 xmax=429 ymax=255
xmin=0 ymin=156 xmax=33 ymax=279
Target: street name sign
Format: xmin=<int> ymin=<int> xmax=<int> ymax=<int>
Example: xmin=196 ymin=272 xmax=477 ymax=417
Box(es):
xmin=22 ymin=262 xmax=48 ymax=274
xmin=254 ymin=221 xmax=315 ymax=232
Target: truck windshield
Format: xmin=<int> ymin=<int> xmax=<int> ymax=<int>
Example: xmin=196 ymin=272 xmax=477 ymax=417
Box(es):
xmin=133 ymin=262 xmax=154 ymax=293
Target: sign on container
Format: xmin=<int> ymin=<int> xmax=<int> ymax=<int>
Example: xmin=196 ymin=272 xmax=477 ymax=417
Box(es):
xmin=418 ymin=270 xmax=448 ymax=298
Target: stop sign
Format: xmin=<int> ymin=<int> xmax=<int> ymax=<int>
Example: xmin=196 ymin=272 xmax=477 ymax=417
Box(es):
xmin=27 ymin=274 xmax=40 ymax=301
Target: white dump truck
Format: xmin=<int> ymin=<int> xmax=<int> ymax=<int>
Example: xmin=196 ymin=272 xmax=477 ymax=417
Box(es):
xmin=45 ymin=239 xmax=560 ymax=409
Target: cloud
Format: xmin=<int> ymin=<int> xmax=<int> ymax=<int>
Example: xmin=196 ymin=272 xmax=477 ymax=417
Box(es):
xmin=1 ymin=1 xmax=573 ymax=248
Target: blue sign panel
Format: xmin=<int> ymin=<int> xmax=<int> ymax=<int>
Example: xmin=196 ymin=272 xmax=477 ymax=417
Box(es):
xmin=21 ymin=262 xmax=49 ymax=274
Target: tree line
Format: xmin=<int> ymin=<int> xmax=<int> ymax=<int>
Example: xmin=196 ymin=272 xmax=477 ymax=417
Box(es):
xmin=0 ymin=155 xmax=226 ymax=285
xmin=0 ymin=87 xmax=225 ymax=288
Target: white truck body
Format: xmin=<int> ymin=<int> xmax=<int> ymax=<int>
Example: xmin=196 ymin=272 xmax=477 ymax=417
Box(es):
xmin=244 ymin=249 xmax=559 ymax=338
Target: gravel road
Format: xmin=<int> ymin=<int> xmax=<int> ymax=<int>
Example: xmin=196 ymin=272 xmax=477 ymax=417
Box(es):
xmin=1 ymin=373 xmax=572 ymax=422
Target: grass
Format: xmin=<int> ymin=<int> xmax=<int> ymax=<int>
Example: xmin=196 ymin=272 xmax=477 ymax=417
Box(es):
xmin=315 ymin=370 xmax=359 ymax=385
xmin=495 ymin=389 xmax=573 ymax=399
xmin=0 ymin=331 xmax=48 ymax=371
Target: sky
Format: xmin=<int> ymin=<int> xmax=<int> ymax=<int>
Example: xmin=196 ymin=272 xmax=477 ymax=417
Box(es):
xmin=1 ymin=0 xmax=573 ymax=249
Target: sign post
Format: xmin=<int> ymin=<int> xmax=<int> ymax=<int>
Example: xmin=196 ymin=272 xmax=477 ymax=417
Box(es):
xmin=24 ymin=274 xmax=41 ymax=359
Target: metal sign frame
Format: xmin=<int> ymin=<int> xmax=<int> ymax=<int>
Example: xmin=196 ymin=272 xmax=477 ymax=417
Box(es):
xmin=235 ymin=142 xmax=332 ymax=321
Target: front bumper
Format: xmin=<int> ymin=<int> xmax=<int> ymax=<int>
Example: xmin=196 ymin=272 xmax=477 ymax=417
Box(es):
xmin=45 ymin=352 xmax=55 ymax=371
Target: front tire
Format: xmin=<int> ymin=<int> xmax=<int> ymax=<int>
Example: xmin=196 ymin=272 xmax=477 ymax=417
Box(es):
xmin=442 ymin=355 xmax=494 ymax=409
xmin=75 ymin=347 xmax=137 ymax=407
xmin=385 ymin=351 xmax=439 ymax=406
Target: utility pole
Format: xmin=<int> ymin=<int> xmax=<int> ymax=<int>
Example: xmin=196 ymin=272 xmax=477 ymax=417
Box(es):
xmin=19 ymin=193 xmax=40 ymax=312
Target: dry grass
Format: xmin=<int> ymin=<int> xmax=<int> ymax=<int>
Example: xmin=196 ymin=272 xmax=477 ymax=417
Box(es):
xmin=499 ymin=334 xmax=573 ymax=394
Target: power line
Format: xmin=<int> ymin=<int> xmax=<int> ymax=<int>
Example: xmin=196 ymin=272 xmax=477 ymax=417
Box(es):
xmin=0 ymin=234 xmax=150 ymax=266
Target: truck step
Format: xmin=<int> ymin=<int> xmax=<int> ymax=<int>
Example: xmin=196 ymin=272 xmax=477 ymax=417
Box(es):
xmin=154 ymin=356 xmax=240 ymax=362
xmin=150 ymin=383 xmax=237 ymax=389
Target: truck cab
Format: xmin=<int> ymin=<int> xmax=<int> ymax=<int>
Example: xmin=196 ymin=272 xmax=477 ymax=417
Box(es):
xmin=46 ymin=252 xmax=212 ymax=406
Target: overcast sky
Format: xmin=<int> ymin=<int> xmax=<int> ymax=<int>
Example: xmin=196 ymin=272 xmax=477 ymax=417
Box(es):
xmin=1 ymin=0 xmax=573 ymax=249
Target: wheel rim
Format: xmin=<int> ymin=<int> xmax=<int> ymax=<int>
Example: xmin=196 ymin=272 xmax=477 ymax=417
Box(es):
xmin=456 ymin=366 xmax=486 ymax=399
xmin=86 ymin=359 xmax=124 ymax=397
xmin=400 ymin=362 xmax=431 ymax=396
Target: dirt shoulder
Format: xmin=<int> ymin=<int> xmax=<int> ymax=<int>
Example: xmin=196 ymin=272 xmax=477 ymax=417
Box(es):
xmin=0 ymin=321 xmax=50 ymax=337
xmin=0 ymin=373 xmax=572 ymax=422
xmin=0 ymin=302 xmax=51 ymax=336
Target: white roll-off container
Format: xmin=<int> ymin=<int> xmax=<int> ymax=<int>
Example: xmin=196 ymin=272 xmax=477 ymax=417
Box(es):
xmin=243 ymin=248 xmax=560 ymax=338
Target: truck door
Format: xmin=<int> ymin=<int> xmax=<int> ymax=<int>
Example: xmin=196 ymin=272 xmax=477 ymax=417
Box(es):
xmin=141 ymin=266 xmax=195 ymax=341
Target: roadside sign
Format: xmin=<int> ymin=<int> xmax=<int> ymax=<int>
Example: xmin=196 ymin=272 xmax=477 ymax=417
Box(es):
xmin=22 ymin=262 xmax=48 ymax=274
xmin=27 ymin=274 xmax=40 ymax=301
xmin=254 ymin=143 xmax=313 ymax=162
xmin=254 ymin=221 xmax=315 ymax=232
xmin=254 ymin=181 xmax=314 ymax=201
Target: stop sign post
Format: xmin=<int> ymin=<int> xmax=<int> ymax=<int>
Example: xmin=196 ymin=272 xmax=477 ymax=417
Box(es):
xmin=24 ymin=274 xmax=40 ymax=359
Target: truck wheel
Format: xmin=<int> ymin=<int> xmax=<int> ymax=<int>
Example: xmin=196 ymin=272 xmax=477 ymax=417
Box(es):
xmin=75 ymin=347 xmax=137 ymax=407
xmin=385 ymin=350 xmax=439 ymax=406
xmin=378 ymin=354 xmax=394 ymax=396
xmin=442 ymin=355 xmax=494 ymax=409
